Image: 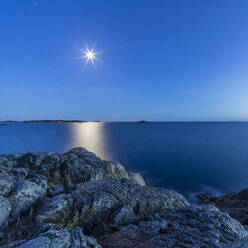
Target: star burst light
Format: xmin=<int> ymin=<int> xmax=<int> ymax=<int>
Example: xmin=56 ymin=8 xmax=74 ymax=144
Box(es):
xmin=79 ymin=45 xmax=101 ymax=69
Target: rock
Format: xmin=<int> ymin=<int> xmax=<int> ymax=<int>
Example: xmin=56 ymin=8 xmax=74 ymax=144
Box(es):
xmin=35 ymin=193 xmax=74 ymax=231
xmin=222 ymin=237 xmax=248 ymax=247
xmin=71 ymin=178 xmax=189 ymax=235
xmin=47 ymin=185 xmax=64 ymax=197
xmin=0 ymin=148 xmax=149 ymax=246
xmin=105 ymin=161 xmax=129 ymax=179
xmin=9 ymin=176 xmax=47 ymax=219
xmin=128 ymin=172 xmax=146 ymax=186
xmin=99 ymin=205 xmax=248 ymax=248
xmin=198 ymin=189 xmax=248 ymax=226
xmin=1 ymin=147 xmax=248 ymax=247
xmin=1 ymin=228 xmax=101 ymax=248
xmin=0 ymin=172 xmax=14 ymax=197
xmin=0 ymin=180 xmax=13 ymax=197
xmin=32 ymin=178 xmax=188 ymax=237
xmin=59 ymin=149 xmax=135 ymax=187
xmin=0 ymin=147 xmax=146 ymax=188
xmin=0 ymin=196 xmax=11 ymax=226
xmin=10 ymin=168 xmax=29 ymax=180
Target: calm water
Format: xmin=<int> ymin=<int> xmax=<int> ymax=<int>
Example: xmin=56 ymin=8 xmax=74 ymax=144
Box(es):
xmin=1 ymin=122 xmax=248 ymax=200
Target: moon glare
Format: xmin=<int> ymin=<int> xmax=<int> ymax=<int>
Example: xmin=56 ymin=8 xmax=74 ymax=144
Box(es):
xmin=79 ymin=46 xmax=100 ymax=69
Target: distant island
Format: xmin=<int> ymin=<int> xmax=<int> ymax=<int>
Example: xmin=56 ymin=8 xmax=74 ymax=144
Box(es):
xmin=0 ymin=120 xmax=151 ymax=124
xmin=0 ymin=120 xmax=86 ymax=124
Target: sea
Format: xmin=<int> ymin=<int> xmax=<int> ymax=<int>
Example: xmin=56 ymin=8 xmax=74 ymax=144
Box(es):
xmin=1 ymin=121 xmax=248 ymax=201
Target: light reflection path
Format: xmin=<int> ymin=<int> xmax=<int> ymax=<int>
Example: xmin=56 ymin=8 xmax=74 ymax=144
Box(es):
xmin=72 ymin=122 xmax=108 ymax=159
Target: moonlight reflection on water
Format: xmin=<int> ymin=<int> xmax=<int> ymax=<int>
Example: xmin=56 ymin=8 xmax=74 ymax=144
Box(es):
xmin=72 ymin=122 xmax=107 ymax=159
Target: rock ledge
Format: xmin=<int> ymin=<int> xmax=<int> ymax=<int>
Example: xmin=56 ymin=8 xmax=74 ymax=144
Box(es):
xmin=0 ymin=147 xmax=247 ymax=247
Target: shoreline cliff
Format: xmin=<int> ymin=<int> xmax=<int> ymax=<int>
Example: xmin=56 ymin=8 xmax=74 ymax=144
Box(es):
xmin=0 ymin=147 xmax=248 ymax=247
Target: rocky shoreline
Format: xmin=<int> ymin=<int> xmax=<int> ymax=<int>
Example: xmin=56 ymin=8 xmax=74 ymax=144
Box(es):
xmin=0 ymin=147 xmax=248 ymax=247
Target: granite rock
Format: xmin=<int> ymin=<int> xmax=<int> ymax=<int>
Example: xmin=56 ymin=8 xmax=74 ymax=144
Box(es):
xmin=100 ymin=205 xmax=248 ymax=248
xmin=198 ymin=189 xmax=248 ymax=226
xmin=0 ymin=147 xmax=247 ymax=247
xmin=1 ymin=228 xmax=101 ymax=248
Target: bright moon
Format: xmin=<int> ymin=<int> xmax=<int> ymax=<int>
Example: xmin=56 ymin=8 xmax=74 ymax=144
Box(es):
xmin=79 ymin=46 xmax=101 ymax=69
xmin=84 ymin=49 xmax=95 ymax=61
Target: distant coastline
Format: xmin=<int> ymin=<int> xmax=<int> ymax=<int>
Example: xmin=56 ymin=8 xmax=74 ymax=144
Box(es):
xmin=0 ymin=120 xmax=86 ymax=124
xmin=1 ymin=120 xmax=248 ymax=124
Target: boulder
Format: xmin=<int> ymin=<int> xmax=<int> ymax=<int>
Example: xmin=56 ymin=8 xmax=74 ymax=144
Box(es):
xmin=9 ymin=176 xmax=47 ymax=219
xmin=99 ymin=205 xmax=248 ymax=248
xmin=127 ymin=172 xmax=146 ymax=186
xmin=222 ymin=237 xmax=248 ymax=247
xmin=1 ymin=147 xmax=248 ymax=247
xmin=35 ymin=193 xmax=74 ymax=232
xmin=0 ymin=148 xmax=148 ymax=246
xmin=1 ymin=228 xmax=101 ymax=248
xmin=34 ymin=178 xmax=188 ymax=235
xmin=198 ymin=189 xmax=248 ymax=226
xmin=0 ymin=172 xmax=14 ymax=197
xmin=73 ymin=178 xmax=188 ymax=235
xmin=0 ymin=148 xmax=146 ymax=188
xmin=0 ymin=196 xmax=11 ymax=226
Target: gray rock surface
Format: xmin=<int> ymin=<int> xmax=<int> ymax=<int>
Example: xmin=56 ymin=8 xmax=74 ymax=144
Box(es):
xmin=0 ymin=148 xmax=145 ymax=188
xmin=0 ymin=147 xmax=247 ymax=247
xmin=100 ymin=205 xmax=248 ymax=248
xmin=71 ymin=178 xmax=188 ymax=235
xmin=0 ymin=196 xmax=11 ymax=226
xmin=9 ymin=176 xmax=47 ymax=219
xmin=1 ymin=228 xmax=101 ymax=248
xmin=222 ymin=237 xmax=248 ymax=247
xmin=31 ymin=178 xmax=188 ymax=237
xmin=198 ymin=189 xmax=248 ymax=226
xmin=0 ymin=148 xmax=149 ymax=246
xmin=0 ymin=172 xmax=14 ymax=196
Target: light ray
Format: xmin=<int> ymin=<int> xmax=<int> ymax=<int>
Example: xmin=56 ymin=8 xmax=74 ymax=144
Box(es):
xmin=78 ymin=45 xmax=102 ymax=70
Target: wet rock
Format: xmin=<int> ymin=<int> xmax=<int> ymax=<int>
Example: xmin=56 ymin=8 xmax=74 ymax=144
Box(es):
xmin=99 ymin=205 xmax=248 ymax=248
xmin=198 ymin=189 xmax=248 ymax=226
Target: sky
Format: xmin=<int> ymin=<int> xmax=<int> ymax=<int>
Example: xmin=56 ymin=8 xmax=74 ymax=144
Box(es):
xmin=1 ymin=0 xmax=248 ymax=121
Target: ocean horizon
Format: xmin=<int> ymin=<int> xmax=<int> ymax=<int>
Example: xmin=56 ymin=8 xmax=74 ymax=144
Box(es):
xmin=1 ymin=121 xmax=248 ymax=201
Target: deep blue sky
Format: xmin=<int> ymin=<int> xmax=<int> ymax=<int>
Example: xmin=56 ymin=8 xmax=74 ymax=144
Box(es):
xmin=1 ymin=0 xmax=248 ymax=121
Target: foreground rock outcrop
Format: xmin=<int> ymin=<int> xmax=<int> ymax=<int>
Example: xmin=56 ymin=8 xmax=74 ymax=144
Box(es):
xmin=100 ymin=205 xmax=247 ymax=248
xmin=0 ymin=147 xmax=247 ymax=247
xmin=3 ymin=228 xmax=101 ymax=248
xmin=198 ymin=189 xmax=248 ymax=227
